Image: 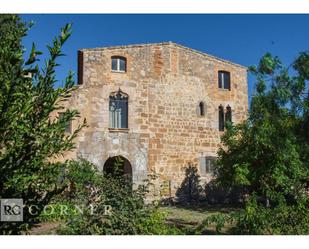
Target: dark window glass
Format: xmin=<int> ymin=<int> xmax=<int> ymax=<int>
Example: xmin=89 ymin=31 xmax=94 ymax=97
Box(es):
xmin=219 ymin=105 xmax=225 ymax=131
xmin=109 ymin=90 xmax=128 ymax=128
xmin=218 ymin=72 xmax=223 ymax=89
xmin=111 ymin=56 xmax=127 ymax=72
xmin=224 ymin=72 xmax=230 ymax=90
xmin=225 ymin=105 xmax=232 ymax=123
xmin=111 ymin=57 xmax=118 ymax=71
xmin=119 ymin=58 xmax=126 ymax=72
xmin=218 ymin=71 xmax=231 ymax=90
xmin=199 ymin=102 xmax=205 ymax=116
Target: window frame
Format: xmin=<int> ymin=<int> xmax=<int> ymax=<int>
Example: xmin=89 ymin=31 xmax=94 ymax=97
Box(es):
xmin=200 ymin=156 xmax=217 ymax=175
xmin=205 ymin=156 xmax=216 ymax=175
xmin=218 ymin=105 xmax=225 ymax=131
xmin=111 ymin=56 xmax=127 ymax=73
xmin=225 ymin=105 xmax=232 ymax=124
xmin=109 ymin=89 xmax=129 ymax=129
xmin=218 ymin=70 xmax=231 ymax=90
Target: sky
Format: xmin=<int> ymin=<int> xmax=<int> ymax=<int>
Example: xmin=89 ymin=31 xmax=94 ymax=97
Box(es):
xmin=21 ymin=14 xmax=309 ymax=103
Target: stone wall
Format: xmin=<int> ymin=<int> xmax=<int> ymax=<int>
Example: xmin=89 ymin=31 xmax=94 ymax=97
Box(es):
xmin=61 ymin=42 xmax=248 ymax=196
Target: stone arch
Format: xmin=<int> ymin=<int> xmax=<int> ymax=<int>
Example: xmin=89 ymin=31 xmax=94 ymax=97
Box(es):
xmin=103 ymin=155 xmax=132 ymax=180
xmin=102 ymin=137 xmax=148 ymax=185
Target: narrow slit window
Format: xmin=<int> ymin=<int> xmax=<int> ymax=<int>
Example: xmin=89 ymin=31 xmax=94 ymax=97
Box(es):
xmin=225 ymin=105 xmax=232 ymax=124
xmin=198 ymin=102 xmax=205 ymax=116
xmin=219 ymin=105 xmax=225 ymax=131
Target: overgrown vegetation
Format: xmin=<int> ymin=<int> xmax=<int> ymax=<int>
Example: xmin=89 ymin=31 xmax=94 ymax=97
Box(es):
xmin=54 ymin=158 xmax=180 ymax=235
xmin=2 ymin=14 xmax=309 ymax=235
xmin=0 ymin=14 xmax=177 ymax=235
xmin=0 ymin=14 xmax=86 ymax=234
xmin=201 ymin=52 xmax=309 ymax=234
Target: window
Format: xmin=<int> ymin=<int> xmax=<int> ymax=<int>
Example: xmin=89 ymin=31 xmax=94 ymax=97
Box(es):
xmin=111 ymin=56 xmax=127 ymax=72
xmin=78 ymin=50 xmax=83 ymax=85
xmin=218 ymin=105 xmax=233 ymax=131
xmin=225 ymin=105 xmax=232 ymax=123
xmin=198 ymin=102 xmax=205 ymax=116
xmin=206 ymin=156 xmax=216 ymax=174
xmin=109 ymin=89 xmax=128 ymax=129
xmin=218 ymin=105 xmax=225 ymax=131
xmin=200 ymin=156 xmax=216 ymax=175
xmin=218 ymin=71 xmax=231 ymax=90
xmin=58 ymin=112 xmax=72 ymax=133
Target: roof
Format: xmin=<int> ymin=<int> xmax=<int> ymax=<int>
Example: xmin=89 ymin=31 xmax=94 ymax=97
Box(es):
xmin=79 ymin=41 xmax=247 ymax=69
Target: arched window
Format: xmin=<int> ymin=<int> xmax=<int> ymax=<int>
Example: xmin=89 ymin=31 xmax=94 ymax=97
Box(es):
xmin=109 ymin=89 xmax=128 ymax=129
xmin=218 ymin=105 xmax=225 ymax=131
xmin=111 ymin=56 xmax=127 ymax=72
xmin=198 ymin=102 xmax=205 ymax=116
xmin=225 ymin=105 xmax=232 ymax=123
xmin=218 ymin=71 xmax=231 ymax=90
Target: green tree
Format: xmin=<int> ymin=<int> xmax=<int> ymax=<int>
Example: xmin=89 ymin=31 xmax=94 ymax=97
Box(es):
xmin=0 ymin=14 xmax=85 ymax=234
xmin=206 ymin=52 xmax=309 ymax=234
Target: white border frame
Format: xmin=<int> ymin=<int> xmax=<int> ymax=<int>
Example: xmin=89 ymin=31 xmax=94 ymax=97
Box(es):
xmin=1 ymin=0 xmax=309 ymax=13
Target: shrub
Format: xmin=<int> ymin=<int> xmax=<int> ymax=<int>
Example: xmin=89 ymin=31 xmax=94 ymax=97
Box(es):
xmin=56 ymin=158 xmax=179 ymax=235
xmin=200 ymin=52 xmax=309 ymax=235
xmin=0 ymin=15 xmax=86 ymax=234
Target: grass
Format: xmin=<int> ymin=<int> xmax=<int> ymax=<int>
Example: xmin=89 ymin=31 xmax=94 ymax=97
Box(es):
xmin=161 ymin=204 xmax=240 ymax=234
xmin=27 ymin=221 xmax=62 ymax=235
xmin=27 ymin=203 xmax=240 ymax=235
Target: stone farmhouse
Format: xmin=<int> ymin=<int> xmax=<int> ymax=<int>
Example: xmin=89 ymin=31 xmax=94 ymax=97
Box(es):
xmin=61 ymin=42 xmax=248 ymax=197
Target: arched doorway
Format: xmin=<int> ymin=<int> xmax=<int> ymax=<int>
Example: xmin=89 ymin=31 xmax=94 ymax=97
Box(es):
xmin=103 ymin=156 xmax=132 ymax=180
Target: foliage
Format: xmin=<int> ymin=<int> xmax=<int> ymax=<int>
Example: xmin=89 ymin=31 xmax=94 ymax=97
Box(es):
xmin=0 ymin=14 xmax=86 ymax=234
xmin=58 ymin=158 xmax=179 ymax=235
xmin=203 ymin=52 xmax=309 ymax=234
xmin=38 ymin=159 xmax=99 ymax=223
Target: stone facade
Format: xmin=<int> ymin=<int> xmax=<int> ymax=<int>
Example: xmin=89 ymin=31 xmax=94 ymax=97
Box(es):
xmin=61 ymin=42 xmax=248 ymax=197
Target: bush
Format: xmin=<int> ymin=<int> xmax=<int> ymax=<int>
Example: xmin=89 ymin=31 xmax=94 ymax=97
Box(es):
xmin=0 ymin=15 xmax=86 ymax=234
xmin=232 ymin=195 xmax=309 ymax=235
xmin=200 ymin=52 xmax=309 ymax=235
xmin=56 ymin=158 xmax=179 ymax=235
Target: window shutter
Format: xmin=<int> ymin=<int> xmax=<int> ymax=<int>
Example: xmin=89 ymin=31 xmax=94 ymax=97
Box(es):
xmin=199 ymin=157 xmax=206 ymax=175
xmin=218 ymin=71 xmax=222 ymax=88
xmin=205 ymin=156 xmax=216 ymax=174
xmin=111 ymin=57 xmax=117 ymax=71
xmin=225 ymin=106 xmax=232 ymax=123
xmin=224 ymin=72 xmax=231 ymax=90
